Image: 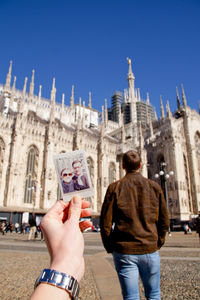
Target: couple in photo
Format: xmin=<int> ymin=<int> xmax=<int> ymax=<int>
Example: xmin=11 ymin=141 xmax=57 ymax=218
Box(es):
xmin=60 ymin=160 xmax=89 ymax=194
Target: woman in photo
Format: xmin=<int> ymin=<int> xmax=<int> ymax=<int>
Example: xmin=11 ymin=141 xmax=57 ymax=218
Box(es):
xmin=60 ymin=168 xmax=75 ymax=194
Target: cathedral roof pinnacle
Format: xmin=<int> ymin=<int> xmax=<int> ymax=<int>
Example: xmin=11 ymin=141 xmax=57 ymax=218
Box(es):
xmin=5 ymin=60 xmax=12 ymax=91
xmin=29 ymin=69 xmax=35 ymax=96
xmin=88 ymin=92 xmax=92 ymax=108
xmin=62 ymin=93 xmax=65 ymax=106
xmin=105 ymin=98 xmax=108 ymax=124
xmin=160 ymin=95 xmax=165 ymax=118
xmin=138 ymin=88 xmax=141 ymax=101
xmin=176 ymin=86 xmax=181 ymax=109
xmin=101 ymin=105 xmax=105 ymax=123
xmin=52 ymin=78 xmax=55 ymax=91
xmin=23 ymin=77 xmax=28 ymax=95
xmin=12 ymin=76 xmax=16 ymax=92
xmin=70 ymin=85 xmax=74 ymax=107
xmin=166 ymin=100 xmax=172 ymax=118
xmin=181 ymin=84 xmax=187 ymax=106
xmin=146 ymin=92 xmax=150 ymax=104
xmin=126 ymin=57 xmax=135 ymax=80
xmin=50 ymin=78 xmax=56 ymax=103
xmin=38 ymin=85 xmax=42 ymax=99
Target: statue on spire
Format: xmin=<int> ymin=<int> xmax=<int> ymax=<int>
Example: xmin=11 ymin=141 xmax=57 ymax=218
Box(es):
xmin=126 ymin=57 xmax=131 ymax=65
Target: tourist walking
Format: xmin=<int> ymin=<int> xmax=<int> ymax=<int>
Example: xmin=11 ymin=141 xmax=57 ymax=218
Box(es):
xmin=195 ymin=212 xmax=200 ymax=243
xmin=100 ymin=150 xmax=169 ymax=300
xmin=28 ymin=214 xmax=37 ymax=240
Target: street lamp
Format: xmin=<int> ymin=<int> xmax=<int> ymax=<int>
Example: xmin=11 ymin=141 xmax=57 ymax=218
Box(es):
xmin=155 ymin=162 xmax=174 ymax=235
xmin=28 ymin=182 xmax=42 ymax=207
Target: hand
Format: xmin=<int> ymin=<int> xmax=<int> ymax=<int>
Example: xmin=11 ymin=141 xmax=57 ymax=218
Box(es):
xmin=40 ymin=196 xmax=91 ymax=282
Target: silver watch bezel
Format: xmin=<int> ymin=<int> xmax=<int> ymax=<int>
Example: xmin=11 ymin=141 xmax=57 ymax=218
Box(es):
xmin=34 ymin=268 xmax=79 ymax=300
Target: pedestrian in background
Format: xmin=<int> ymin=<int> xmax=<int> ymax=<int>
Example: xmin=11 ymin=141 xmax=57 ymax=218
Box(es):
xmin=195 ymin=212 xmax=200 ymax=243
xmin=15 ymin=222 xmax=19 ymax=233
xmin=28 ymin=214 xmax=37 ymax=240
xmin=100 ymin=150 xmax=169 ymax=300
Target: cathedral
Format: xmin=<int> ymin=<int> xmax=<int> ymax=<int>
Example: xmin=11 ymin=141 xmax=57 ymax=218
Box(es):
xmin=0 ymin=59 xmax=199 ymax=227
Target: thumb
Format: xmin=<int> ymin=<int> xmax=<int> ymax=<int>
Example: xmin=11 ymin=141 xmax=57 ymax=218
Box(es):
xmin=68 ymin=195 xmax=82 ymax=222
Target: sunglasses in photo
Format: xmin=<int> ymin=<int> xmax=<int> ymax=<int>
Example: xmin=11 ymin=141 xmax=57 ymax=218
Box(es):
xmin=63 ymin=173 xmax=73 ymax=177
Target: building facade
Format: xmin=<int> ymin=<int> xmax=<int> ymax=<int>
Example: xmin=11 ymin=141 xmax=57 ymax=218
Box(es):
xmin=0 ymin=59 xmax=199 ymax=226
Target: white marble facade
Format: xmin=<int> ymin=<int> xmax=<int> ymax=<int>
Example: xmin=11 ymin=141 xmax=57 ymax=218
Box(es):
xmin=0 ymin=60 xmax=199 ymax=223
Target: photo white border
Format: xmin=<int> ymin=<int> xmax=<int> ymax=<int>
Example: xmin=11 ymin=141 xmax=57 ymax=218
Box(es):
xmin=53 ymin=149 xmax=94 ymax=202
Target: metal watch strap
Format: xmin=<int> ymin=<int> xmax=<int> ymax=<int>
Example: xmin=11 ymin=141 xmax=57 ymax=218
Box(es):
xmin=34 ymin=268 xmax=80 ymax=300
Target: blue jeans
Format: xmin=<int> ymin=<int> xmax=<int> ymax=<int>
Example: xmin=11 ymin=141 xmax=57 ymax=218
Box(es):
xmin=113 ymin=251 xmax=160 ymax=300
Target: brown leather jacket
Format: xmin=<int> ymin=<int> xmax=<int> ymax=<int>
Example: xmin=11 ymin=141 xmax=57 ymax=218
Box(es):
xmin=100 ymin=171 xmax=169 ymax=254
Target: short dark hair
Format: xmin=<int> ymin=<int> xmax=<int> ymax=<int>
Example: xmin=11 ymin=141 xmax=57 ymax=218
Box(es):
xmin=122 ymin=150 xmax=141 ymax=172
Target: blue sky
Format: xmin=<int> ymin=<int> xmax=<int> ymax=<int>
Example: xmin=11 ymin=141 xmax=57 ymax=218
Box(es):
xmin=0 ymin=0 xmax=199 ymax=116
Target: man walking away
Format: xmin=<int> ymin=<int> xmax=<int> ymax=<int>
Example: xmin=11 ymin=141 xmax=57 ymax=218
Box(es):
xmin=100 ymin=150 xmax=169 ymax=300
xmin=28 ymin=214 xmax=37 ymax=241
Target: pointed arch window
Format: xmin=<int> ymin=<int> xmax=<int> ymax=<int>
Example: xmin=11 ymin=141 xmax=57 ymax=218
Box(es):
xmin=24 ymin=146 xmax=38 ymax=204
xmin=109 ymin=162 xmax=116 ymax=184
xmin=183 ymin=154 xmax=191 ymax=211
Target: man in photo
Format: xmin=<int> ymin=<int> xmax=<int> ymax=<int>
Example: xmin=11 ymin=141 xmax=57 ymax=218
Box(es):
xmin=72 ymin=160 xmax=89 ymax=190
xmin=60 ymin=168 xmax=74 ymax=194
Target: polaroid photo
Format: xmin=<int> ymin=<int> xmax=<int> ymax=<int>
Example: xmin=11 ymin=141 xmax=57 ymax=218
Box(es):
xmin=53 ymin=149 xmax=94 ymax=202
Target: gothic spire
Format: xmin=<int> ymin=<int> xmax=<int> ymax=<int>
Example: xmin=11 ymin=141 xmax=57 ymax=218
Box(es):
xmin=126 ymin=57 xmax=135 ymax=101
xmin=101 ymin=105 xmax=105 ymax=123
xmin=166 ymin=100 xmax=172 ymax=118
xmin=50 ymin=78 xmax=56 ymax=123
xmin=160 ymin=95 xmax=165 ymax=118
xmin=126 ymin=58 xmax=137 ymax=124
xmin=5 ymin=60 xmax=12 ymax=91
xmin=105 ymin=98 xmax=108 ymax=125
xmin=176 ymin=86 xmax=181 ymax=109
xmin=88 ymin=92 xmax=92 ymax=108
xmin=146 ymin=92 xmax=150 ymax=104
xmin=77 ymin=97 xmax=82 ymax=130
xmin=36 ymin=85 xmax=42 ymax=114
xmin=29 ymin=69 xmax=35 ymax=97
xmin=70 ymin=85 xmax=74 ymax=107
xmin=127 ymin=57 xmax=135 ymax=80
xmin=181 ymin=84 xmax=187 ymax=106
xmin=12 ymin=76 xmax=16 ymax=92
xmin=10 ymin=76 xmax=16 ymax=107
xmin=19 ymin=77 xmax=28 ymax=113
xmin=62 ymin=93 xmax=65 ymax=108
xmin=38 ymin=85 xmax=42 ymax=99
xmin=23 ymin=77 xmax=28 ymax=96
xmin=101 ymin=105 xmax=105 ymax=136
xmin=50 ymin=78 xmax=56 ymax=103
xmin=138 ymin=88 xmax=141 ymax=101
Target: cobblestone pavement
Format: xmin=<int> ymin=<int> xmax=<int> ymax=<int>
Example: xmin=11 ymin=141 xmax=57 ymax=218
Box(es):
xmin=106 ymin=232 xmax=200 ymax=300
xmin=0 ymin=252 xmax=100 ymax=300
xmin=0 ymin=231 xmax=199 ymax=299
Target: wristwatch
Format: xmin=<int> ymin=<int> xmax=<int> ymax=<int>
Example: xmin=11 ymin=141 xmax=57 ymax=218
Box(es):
xmin=34 ymin=268 xmax=80 ymax=300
